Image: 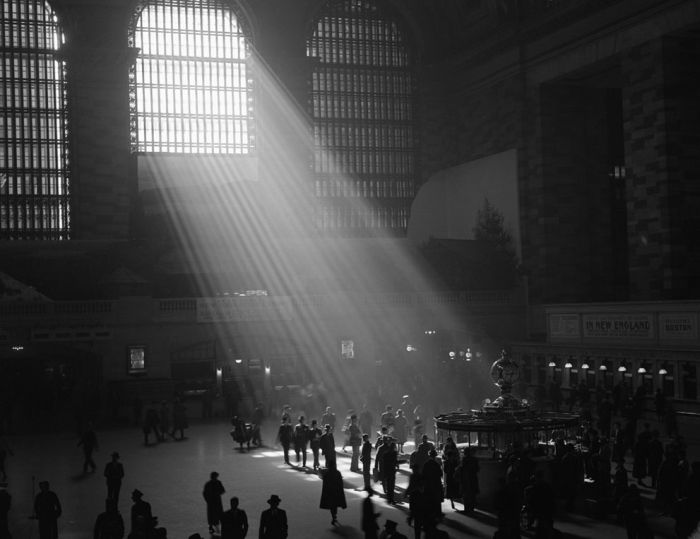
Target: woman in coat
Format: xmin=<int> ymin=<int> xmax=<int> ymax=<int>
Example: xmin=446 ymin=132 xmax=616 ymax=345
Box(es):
xmin=456 ymin=447 xmax=480 ymax=513
xmin=320 ymin=461 xmax=347 ymax=526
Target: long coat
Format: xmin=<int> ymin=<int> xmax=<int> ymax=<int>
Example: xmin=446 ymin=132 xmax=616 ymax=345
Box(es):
xmin=320 ymin=468 xmax=347 ymax=510
xmin=221 ymin=508 xmax=248 ymax=539
xmin=203 ymin=479 xmax=225 ymax=526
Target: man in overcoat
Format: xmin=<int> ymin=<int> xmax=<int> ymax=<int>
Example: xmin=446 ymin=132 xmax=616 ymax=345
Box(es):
xmin=221 ymin=496 xmax=248 ymax=539
xmin=259 ymin=495 xmax=287 ymax=539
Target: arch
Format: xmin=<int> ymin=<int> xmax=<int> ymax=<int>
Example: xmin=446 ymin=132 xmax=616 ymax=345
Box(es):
xmin=128 ymin=0 xmax=256 ymax=154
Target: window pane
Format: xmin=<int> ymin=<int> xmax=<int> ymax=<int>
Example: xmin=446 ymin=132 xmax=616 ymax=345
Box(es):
xmin=307 ymin=0 xmax=415 ymax=233
xmin=0 ymin=0 xmax=70 ymax=239
xmin=129 ymin=0 xmax=254 ymax=154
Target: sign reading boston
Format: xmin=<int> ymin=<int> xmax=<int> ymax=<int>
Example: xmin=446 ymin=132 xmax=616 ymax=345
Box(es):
xmin=582 ymin=314 xmax=654 ymax=340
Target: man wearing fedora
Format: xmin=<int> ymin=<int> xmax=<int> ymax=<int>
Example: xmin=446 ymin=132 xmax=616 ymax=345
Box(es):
xmin=259 ymin=494 xmax=287 ymax=539
xmin=130 ymin=489 xmax=155 ymax=537
xmin=104 ymin=452 xmax=124 ymax=503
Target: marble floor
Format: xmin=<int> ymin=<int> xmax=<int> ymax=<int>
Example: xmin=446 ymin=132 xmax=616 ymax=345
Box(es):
xmin=1 ymin=420 xmax=680 ymax=539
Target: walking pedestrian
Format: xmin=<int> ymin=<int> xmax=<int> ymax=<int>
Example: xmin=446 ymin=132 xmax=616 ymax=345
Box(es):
xmin=104 ymin=452 xmax=124 ymax=503
xmin=320 ymin=424 xmax=336 ymax=468
xmin=320 ymin=461 xmax=347 ymax=526
xmin=203 ymin=471 xmax=225 ymax=535
xmin=456 ymin=447 xmax=480 ymax=513
xmin=220 ymin=496 xmax=248 ymax=539
xmin=442 ymin=437 xmax=460 ymax=510
xmin=308 ymin=419 xmax=322 ymax=471
xmin=259 ymin=494 xmax=287 ymax=539
xmin=277 ymin=418 xmax=293 ymax=465
xmin=93 ymin=498 xmax=125 ymax=539
xmin=321 ymin=407 xmax=336 ymax=432
xmin=293 ymin=416 xmax=308 ymax=467
xmin=34 ymin=481 xmax=61 ymax=539
xmin=78 ymin=422 xmax=98 ymax=474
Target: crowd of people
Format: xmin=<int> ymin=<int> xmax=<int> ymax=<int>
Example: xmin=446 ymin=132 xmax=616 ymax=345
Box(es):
xmin=1 ymin=385 xmax=700 ymax=539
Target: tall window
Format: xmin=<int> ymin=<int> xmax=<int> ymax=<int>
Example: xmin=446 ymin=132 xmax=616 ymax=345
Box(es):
xmin=0 ymin=0 xmax=70 ymax=240
xmin=307 ymin=0 xmax=415 ymax=233
xmin=129 ymin=0 xmax=254 ymax=154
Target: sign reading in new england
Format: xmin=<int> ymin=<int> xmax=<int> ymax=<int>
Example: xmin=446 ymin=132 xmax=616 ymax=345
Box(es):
xmin=582 ymin=313 xmax=654 ymax=340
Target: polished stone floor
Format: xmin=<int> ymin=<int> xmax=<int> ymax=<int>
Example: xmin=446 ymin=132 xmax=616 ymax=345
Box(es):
xmin=1 ymin=419 xmax=681 ymax=539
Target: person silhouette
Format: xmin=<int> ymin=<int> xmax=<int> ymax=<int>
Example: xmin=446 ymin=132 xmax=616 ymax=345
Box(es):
xmin=34 ymin=481 xmax=61 ymax=539
xmin=104 ymin=452 xmax=124 ymax=502
xmin=220 ymin=496 xmax=248 ymax=539
xmin=259 ymin=494 xmax=287 ymax=539
xmin=203 ymin=471 xmax=225 ymax=535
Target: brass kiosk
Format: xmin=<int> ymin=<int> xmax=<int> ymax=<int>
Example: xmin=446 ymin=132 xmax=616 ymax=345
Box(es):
xmin=433 ymin=350 xmax=580 ymax=507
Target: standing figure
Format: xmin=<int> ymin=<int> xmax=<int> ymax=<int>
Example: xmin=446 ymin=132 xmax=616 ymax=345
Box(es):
xmin=251 ymin=403 xmax=265 ymax=446
xmin=130 ymin=489 xmax=155 ymax=538
xmin=277 ymin=418 xmax=293 ymax=465
xmin=320 ymin=424 xmax=336 ymax=468
xmin=104 ymin=452 xmax=124 ymax=503
xmin=203 ymin=471 xmax=225 ymax=535
xmin=382 ymin=442 xmax=399 ymax=504
xmin=361 ymin=434 xmax=373 ymax=492
xmin=93 ymin=498 xmax=125 ymax=539
xmin=320 ymin=407 xmax=336 ymax=432
xmin=293 ymin=416 xmax=309 ymax=467
xmin=380 ymin=406 xmax=395 ymax=434
xmin=0 ymin=485 xmax=11 ymax=539
xmin=259 ymin=494 xmax=287 ymax=539
xmin=456 ymin=447 xmax=480 ymax=513
xmin=171 ymin=398 xmax=188 ymax=440
xmin=34 ymin=481 xmax=62 ymax=539
xmin=78 ymin=422 xmax=98 ymax=474
xmin=393 ymin=410 xmax=407 ymax=453
xmin=320 ymin=462 xmax=347 ymax=526
xmin=442 ymin=437 xmax=460 ymax=510
xmin=142 ymin=404 xmax=160 ymax=446
xmin=361 ymin=490 xmax=380 ymax=539
xmin=422 ymin=450 xmax=444 ymax=520
xmin=221 ymin=496 xmax=248 ymax=539
xmin=308 ymin=420 xmax=323 ymax=471
xmin=348 ymin=415 xmax=363 ymax=472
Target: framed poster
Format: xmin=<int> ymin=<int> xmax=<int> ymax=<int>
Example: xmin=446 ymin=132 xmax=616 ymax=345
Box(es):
xmin=127 ymin=345 xmax=147 ymax=375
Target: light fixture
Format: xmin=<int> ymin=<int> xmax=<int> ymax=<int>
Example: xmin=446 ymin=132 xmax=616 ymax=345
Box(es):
xmin=548 ymin=360 xmax=556 ymax=367
xmin=599 ymin=364 xmax=607 ymax=371
xmin=449 ymin=351 xmax=456 ymax=359
xmin=465 ymin=348 xmax=472 ymax=361
xmin=264 ymin=366 xmax=271 ymax=375
xmin=618 ymin=363 xmax=627 ymax=373
xmin=659 ymin=366 xmax=668 ymax=375
xmin=234 ymin=359 xmax=243 ymax=364
xmin=581 ymin=361 xmax=590 ymax=370
xmin=637 ymin=367 xmax=647 ymax=374
xmin=564 ymin=360 xmax=573 ymax=369
xmin=406 ymin=345 xmax=417 ymax=352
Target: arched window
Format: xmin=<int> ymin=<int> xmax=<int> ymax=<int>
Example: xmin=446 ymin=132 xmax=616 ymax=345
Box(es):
xmin=0 ymin=0 xmax=70 ymax=240
xmin=129 ymin=0 xmax=254 ymax=154
xmin=307 ymin=0 xmax=415 ymax=234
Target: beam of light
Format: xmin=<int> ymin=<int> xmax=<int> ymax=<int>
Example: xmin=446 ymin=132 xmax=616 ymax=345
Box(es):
xmin=139 ymin=56 xmax=499 ymax=421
